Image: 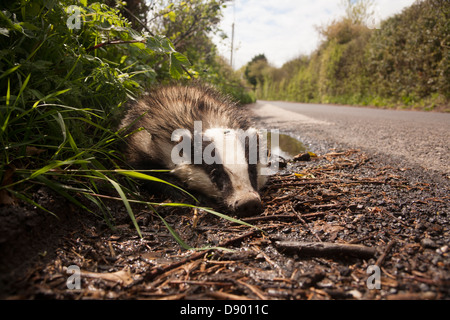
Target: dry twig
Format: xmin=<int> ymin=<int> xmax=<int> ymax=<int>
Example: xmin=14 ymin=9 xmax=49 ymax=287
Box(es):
xmin=275 ymin=241 xmax=377 ymax=259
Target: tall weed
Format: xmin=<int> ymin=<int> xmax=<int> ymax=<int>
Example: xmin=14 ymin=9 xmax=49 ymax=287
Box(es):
xmin=0 ymin=1 xmax=201 ymax=238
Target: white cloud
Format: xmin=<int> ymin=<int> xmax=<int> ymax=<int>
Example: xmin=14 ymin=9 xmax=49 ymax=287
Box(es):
xmin=214 ymin=0 xmax=416 ymax=69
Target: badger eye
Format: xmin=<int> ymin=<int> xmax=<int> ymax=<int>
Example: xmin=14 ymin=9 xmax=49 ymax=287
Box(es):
xmin=224 ymin=130 xmax=231 ymax=135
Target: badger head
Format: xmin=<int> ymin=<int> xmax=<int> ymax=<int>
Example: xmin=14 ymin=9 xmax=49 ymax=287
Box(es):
xmin=119 ymin=85 xmax=272 ymax=217
xmin=170 ymin=125 xmax=268 ymax=217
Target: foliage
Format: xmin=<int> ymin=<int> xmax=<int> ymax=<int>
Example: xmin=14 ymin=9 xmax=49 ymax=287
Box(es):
xmin=105 ymin=0 xmax=150 ymax=31
xmin=150 ymin=0 xmax=225 ymax=50
xmin=340 ymin=0 xmax=376 ymax=26
xmin=367 ymin=0 xmax=449 ymax=104
xmin=250 ymin=0 xmax=449 ymax=111
xmin=244 ymin=54 xmax=269 ymax=90
xmin=145 ymin=0 xmax=254 ymax=103
xmin=201 ymin=55 xmax=256 ymax=104
xmin=0 ymin=0 xmax=246 ymax=237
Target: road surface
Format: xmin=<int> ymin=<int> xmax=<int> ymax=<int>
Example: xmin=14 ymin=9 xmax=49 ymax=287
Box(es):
xmin=249 ymin=101 xmax=450 ymax=177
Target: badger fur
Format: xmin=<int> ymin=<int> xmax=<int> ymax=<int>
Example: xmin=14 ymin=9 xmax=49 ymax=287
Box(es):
xmin=119 ymin=84 xmax=267 ymax=216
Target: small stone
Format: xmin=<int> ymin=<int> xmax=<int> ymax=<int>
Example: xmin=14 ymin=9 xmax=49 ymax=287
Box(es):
xmin=420 ymin=238 xmax=437 ymax=249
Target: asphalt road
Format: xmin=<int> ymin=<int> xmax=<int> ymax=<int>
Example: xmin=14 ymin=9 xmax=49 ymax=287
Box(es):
xmin=249 ymin=101 xmax=450 ymax=177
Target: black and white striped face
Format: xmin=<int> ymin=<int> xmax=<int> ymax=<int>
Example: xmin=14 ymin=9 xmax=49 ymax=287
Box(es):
xmin=171 ymin=127 xmax=268 ymax=217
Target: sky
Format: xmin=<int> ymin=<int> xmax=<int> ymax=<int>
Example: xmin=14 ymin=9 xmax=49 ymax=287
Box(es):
xmin=213 ymin=0 xmax=416 ymax=69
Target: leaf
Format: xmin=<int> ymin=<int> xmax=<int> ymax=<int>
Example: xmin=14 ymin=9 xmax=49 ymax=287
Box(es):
xmin=172 ymin=51 xmax=190 ymax=65
xmin=25 ymin=146 xmax=46 ymax=156
xmin=167 ymin=11 xmax=176 ymax=22
xmin=146 ymin=35 xmax=174 ymax=53
xmin=0 ymin=189 xmax=15 ymax=205
xmin=294 ymin=173 xmax=315 ymax=179
xmin=170 ymin=52 xmax=190 ymax=79
xmin=0 ymin=167 xmax=16 ymax=205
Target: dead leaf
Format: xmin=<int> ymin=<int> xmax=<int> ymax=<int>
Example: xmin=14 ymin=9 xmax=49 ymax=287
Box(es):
xmin=0 ymin=190 xmax=16 ymax=205
xmin=0 ymin=166 xmax=16 ymax=205
xmin=313 ymin=221 xmax=345 ymax=240
xmin=26 ymin=146 xmax=46 ymax=156
xmin=294 ymin=173 xmax=316 ymax=179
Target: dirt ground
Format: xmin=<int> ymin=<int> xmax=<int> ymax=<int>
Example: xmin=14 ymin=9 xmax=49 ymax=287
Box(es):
xmin=1 ymin=142 xmax=448 ymax=300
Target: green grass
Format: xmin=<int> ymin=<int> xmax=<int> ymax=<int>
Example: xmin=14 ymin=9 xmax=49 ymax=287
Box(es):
xmin=0 ymin=1 xmax=258 ymax=249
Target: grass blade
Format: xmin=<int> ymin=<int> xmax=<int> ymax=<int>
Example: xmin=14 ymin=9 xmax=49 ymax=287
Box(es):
xmin=29 ymin=159 xmax=91 ymax=180
xmin=148 ymin=206 xmax=234 ymax=252
xmin=7 ymin=188 xmax=58 ymax=218
xmin=103 ymin=174 xmax=142 ymax=238
xmin=34 ymin=175 xmax=90 ymax=212
xmin=1 ymin=73 xmax=31 ymax=133
xmin=153 ymin=209 xmax=192 ymax=250
xmin=0 ymin=65 xmax=21 ymax=81
xmin=115 ymin=170 xmax=198 ymax=203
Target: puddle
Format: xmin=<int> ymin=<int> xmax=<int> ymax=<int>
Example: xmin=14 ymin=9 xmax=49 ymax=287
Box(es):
xmin=267 ymin=132 xmax=307 ymax=159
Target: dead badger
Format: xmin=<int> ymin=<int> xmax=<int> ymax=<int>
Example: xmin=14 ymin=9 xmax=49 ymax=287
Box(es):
xmin=119 ymin=84 xmax=268 ymax=217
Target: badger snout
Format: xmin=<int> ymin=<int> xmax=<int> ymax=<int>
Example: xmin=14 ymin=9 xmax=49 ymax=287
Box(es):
xmin=232 ymin=193 xmax=263 ymax=217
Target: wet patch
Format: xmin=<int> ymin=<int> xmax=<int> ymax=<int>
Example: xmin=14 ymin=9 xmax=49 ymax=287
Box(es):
xmin=267 ymin=132 xmax=307 ymax=159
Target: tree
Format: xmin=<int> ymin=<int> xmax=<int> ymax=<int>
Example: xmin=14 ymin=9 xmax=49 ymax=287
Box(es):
xmin=244 ymin=54 xmax=269 ymax=90
xmin=149 ymin=1 xmax=228 ymax=59
xmin=244 ymin=0 xmax=448 ymax=109
xmin=367 ymin=0 xmax=449 ymax=101
xmin=340 ymin=0 xmax=376 ymax=26
xmin=105 ymin=0 xmax=150 ymax=31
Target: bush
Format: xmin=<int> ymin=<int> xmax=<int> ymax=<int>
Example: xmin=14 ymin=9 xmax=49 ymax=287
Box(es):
xmin=367 ymin=0 xmax=449 ymax=102
xmin=0 ymin=0 xmax=193 ymax=234
xmin=251 ymin=0 xmax=449 ymax=110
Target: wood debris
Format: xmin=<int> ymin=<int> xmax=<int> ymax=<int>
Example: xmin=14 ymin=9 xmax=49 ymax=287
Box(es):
xmin=1 ymin=149 xmax=449 ymax=300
